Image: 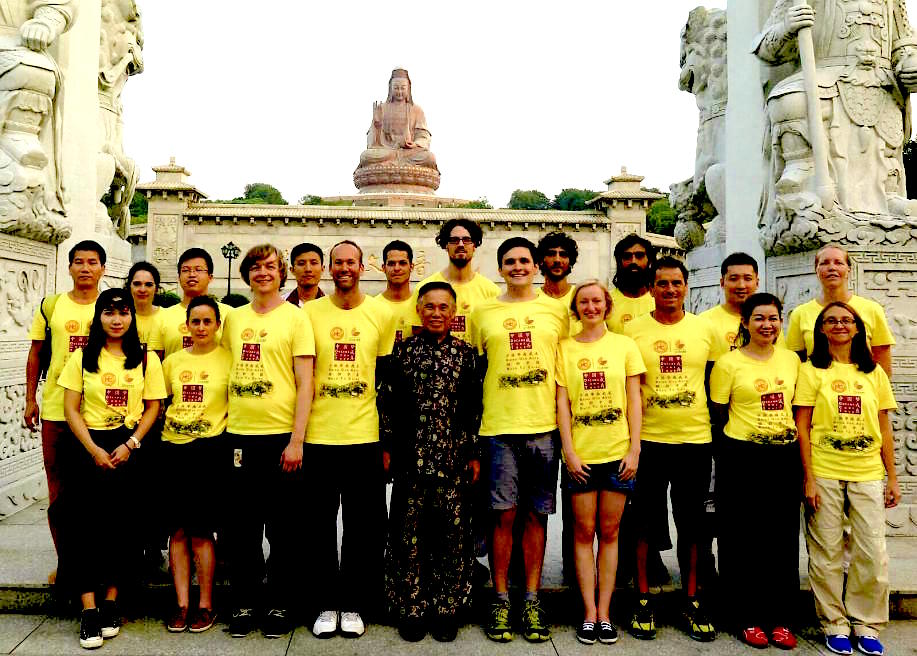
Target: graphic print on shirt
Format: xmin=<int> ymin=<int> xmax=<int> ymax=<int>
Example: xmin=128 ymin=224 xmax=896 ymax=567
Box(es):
xmin=497 ymin=316 xmax=548 ymax=388
xmin=646 ymin=339 xmax=696 ymax=408
xmin=318 ymin=326 xmax=368 ymax=398
xmin=67 ymin=319 xmax=88 ymax=352
xmin=749 ymin=375 xmax=797 ymax=445
xmin=823 ymin=379 xmax=874 ymax=452
xmin=230 ymin=327 xmax=274 ymax=397
xmin=100 ymin=369 xmax=131 ymax=427
xmin=166 ymin=371 xmax=213 ymax=437
xmin=573 ymin=357 xmax=623 ymax=427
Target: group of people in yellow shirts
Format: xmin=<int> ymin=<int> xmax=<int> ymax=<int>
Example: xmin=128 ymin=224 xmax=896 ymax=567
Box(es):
xmin=23 ymin=225 xmax=899 ymax=656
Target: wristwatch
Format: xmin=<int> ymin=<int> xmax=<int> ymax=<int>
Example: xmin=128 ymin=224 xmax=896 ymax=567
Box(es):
xmin=127 ymin=436 xmax=141 ymax=450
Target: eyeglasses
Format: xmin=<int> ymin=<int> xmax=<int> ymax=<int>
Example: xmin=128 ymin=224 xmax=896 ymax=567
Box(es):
xmin=823 ymin=317 xmax=855 ymax=326
xmin=180 ymin=267 xmax=209 ymax=274
xmin=447 ymin=237 xmax=474 ymax=245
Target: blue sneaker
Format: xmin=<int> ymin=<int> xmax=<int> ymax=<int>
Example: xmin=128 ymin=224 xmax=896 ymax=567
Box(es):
xmin=855 ymin=635 xmax=884 ymax=656
xmin=826 ymin=634 xmax=853 ymax=655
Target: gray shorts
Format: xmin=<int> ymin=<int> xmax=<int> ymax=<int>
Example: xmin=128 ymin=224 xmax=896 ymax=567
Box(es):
xmin=488 ymin=431 xmax=559 ymax=514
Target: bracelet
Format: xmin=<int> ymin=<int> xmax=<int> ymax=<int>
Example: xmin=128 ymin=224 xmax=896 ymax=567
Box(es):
xmin=128 ymin=436 xmax=141 ymax=450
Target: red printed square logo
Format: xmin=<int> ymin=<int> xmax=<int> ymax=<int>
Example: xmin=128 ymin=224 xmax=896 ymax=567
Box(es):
xmin=450 ymin=315 xmax=466 ymax=333
xmin=583 ymin=371 xmax=606 ymax=390
xmin=68 ymin=335 xmax=88 ymax=352
xmin=105 ymin=388 xmax=128 ymax=407
xmin=334 ymin=343 xmax=356 ymax=361
xmin=182 ymin=384 xmax=204 ymax=403
xmin=761 ymin=392 xmax=785 ymax=411
xmin=659 ymin=355 xmax=683 ymax=373
xmin=509 ymin=331 xmax=533 ymax=350
xmin=838 ymin=395 xmax=862 ymax=415
xmin=182 ymin=336 xmax=193 ymax=348
xmin=241 ymin=343 xmax=261 ymax=362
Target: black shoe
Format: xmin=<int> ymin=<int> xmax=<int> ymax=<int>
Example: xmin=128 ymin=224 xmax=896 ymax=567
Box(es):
xmin=398 ymin=618 xmax=426 ymax=642
xmin=99 ymin=600 xmax=121 ymax=639
xmin=79 ymin=608 xmax=103 ymax=649
xmin=228 ymin=608 xmax=255 ymax=638
xmin=598 ymin=621 xmax=619 ymax=644
xmin=262 ymin=608 xmax=292 ymax=638
xmin=431 ymin=618 xmax=458 ymax=642
xmin=577 ymin=621 xmax=597 ymax=645
xmin=629 ymin=596 xmax=656 ymax=640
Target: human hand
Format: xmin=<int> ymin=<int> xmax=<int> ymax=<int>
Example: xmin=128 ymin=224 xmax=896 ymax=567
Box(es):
xmin=619 ymin=449 xmax=639 ymax=481
xmin=24 ymin=400 xmax=39 ymax=429
xmin=469 ymin=459 xmax=480 ymax=484
xmin=92 ymin=445 xmax=115 ymax=470
xmin=110 ymin=444 xmax=131 ymax=467
xmin=280 ymin=440 xmax=303 ymax=472
xmin=804 ymin=475 xmax=820 ymax=513
xmin=886 ymin=479 xmax=901 ymax=508
xmin=565 ymin=451 xmax=590 ymax=485
xmin=20 ymin=19 xmax=53 ymax=50
xmin=372 ymin=101 xmax=383 ymax=127
xmin=784 ymin=4 xmax=815 ymax=36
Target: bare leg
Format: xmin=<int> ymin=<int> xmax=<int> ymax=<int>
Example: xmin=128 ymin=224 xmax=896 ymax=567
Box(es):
xmin=636 ymin=539 xmax=649 ymax=595
xmin=103 ymin=586 xmax=117 ymax=602
xmin=572 ymin=491 xmax=599 ymax=622
xmin=522 ymin=510 xmax=548 ymax=594
xmin=169 ymin=529 xmax=191 ymax=609
xmin=191 ymin=536 xmax=216 ymax=609
xmin=81 ymin=592 xmax=96 ymax=610
xmin=596 ymin=491 xmax=627 ymax=622
xmin=492 ymin=508 xmax=517 ymax=594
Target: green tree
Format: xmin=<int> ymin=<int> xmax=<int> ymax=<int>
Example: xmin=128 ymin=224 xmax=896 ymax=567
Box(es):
xmin=552 ymin=188 xmax=597 ymax=211
xmin=129 ymin=190 xmax=148 ymax=223
xmin=507 ymin=189 xmax=550 ymax=210
xmin=299 ymin=194 xmax=324 ymax=205
xmin=218 ymin=183 xmax=288 ymax=205
xmin=458 ymin=198 xmax=493 ymax=209
xmin=646 ymin=197 xmax=677 ymax=236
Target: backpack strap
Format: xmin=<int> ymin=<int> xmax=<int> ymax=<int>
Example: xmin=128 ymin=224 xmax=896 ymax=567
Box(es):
xmin=40 ymin=293 xmax=61 ymax=330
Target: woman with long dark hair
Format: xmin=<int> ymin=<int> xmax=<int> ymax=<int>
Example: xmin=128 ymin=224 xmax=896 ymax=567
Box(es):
xmin=125 ymin=261 xmax=162 ymax=352
xmin=58 ymin=288 xmax=166 ymax=649
xmin=710 ymin=293 xmax=801 ymax=649
xmin=794 ymin=302 xmax=899 ymax=656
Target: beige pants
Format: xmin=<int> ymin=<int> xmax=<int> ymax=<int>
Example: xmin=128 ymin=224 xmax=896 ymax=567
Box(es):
xmin=805 ymin=478 xmax=888 ymax=638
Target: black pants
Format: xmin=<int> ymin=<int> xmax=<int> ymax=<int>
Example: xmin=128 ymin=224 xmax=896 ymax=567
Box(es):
xmin=716 ymin=438 xmax=801 ymax=629
xmin=58 ymin=427 xmax=138 ymax=595
xmin=223 ymin=433 xmax=304 ymax=611
xmin=304 ymin=442 xmax=386 ymax=616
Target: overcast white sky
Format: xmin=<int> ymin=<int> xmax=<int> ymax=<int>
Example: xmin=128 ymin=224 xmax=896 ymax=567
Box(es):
xmin=123 ymin=1 xmax=732 ymax=206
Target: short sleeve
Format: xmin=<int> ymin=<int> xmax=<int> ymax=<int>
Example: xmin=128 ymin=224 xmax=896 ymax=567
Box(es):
xmin=623 ymin=338 xmax=646 ymax=377
xmin=793 ymin=362 xmax=818 ymax=407
xmin=868 ymin=304 xmax=896 ymax=347
xmin=161 ymin=353 xmax=174 ymax=396
xmin=786 ymin=308 xmax=805 ymax=352
xmin=874 ymin=367 xmax=898 ymax=411
xmin=220 ymin=311 xmax=233 ymax=350
xmin=708 ymin=358 xmax=733 ymax=405
xmin=376 ymin=305 xmax=396 ymax=357
xmin=142 ymin=352 xmax=167 ymax=400
xmin=555 ymin=341 xmax=568 ymax=388
xmin=57 ymin=349 xmax=84 ymax=393
xmin=705 ymin=317 xmax=718 ymax=362
xmin=28 ymin=302 xmax=47 ymax=341
xmin=468 ymin=308 xmax=484 ymax=355
xmin=291 ymin=308 xmax=316 ymax=357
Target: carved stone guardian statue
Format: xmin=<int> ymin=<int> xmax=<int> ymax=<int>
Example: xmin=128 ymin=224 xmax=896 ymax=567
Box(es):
xmin=353 ymin=69 xmax=440 ymax=194
xmin=0 ymin=0 xmax=76 ymax=244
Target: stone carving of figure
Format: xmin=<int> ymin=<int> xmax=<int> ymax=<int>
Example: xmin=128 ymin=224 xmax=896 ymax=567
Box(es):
xmin=672 ymin=7 xmax=728 ymax=250
xmin=755 ymin=0 xmax=917 ymax=224
xmin=0 ymin=0 xmax=76 ymax=244
xmin=358 ymin=69 xmax=438 ymax=171
xmin=97 ymin=0 xmax=143 ymax=239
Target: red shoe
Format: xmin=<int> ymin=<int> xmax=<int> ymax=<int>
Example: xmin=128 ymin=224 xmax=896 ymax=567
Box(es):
xmin=771 ymin=626 xmax=797 ymax=650
xmin=741 ymin=626 xmax=769 ymax=649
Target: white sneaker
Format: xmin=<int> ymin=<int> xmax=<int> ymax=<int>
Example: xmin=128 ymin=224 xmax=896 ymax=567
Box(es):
xmin=312 ymin=610 xmax=338 ymax=638
xmin=339 ymin=611 xmax=365 ymax=638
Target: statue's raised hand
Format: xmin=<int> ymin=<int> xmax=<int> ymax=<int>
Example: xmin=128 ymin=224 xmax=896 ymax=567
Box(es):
xmin=372 ymin=101 xmax=383 ymax=128
xmin=896 ymin=50 xmax=917 ymax=91
xmin=20 ymin=19 xmax=54 ymax=51
xmin=784 ymin=3 xmax=815 ymax=36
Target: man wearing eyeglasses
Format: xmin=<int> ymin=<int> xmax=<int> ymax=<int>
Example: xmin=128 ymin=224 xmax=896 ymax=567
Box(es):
xmin=414 ymin=218 xmax=499 ymax=343
xmin=149 ymin=248 xmax=234 ymax=358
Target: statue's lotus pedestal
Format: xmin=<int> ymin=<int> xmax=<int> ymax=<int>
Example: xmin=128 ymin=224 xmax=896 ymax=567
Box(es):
xmin=353 ymin=162 xmax=440 ymax=195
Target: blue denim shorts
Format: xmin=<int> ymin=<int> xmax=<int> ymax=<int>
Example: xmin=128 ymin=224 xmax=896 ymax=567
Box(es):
xmin=561 ymin=460 xmax=635 ymax=494
xmin=488 ymin=431 xmax=559 ymax=514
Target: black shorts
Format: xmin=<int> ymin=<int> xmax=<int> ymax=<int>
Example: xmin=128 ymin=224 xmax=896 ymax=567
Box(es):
xmin=158 ymin=436 xmax=224 ymax=538
xmin=631 ymin=441 xmax=712 ymax=551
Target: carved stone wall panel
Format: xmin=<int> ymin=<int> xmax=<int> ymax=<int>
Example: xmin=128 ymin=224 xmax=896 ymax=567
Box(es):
xmin=765 ymin=252 xmax=821 ymax=322
xmin=686 ymin=244 xmax=725 ymax=313
xmin=889 ymin=382 xmax=917 ymax=536
xmin=0 ymin=382 xmax=45 ymax=518
xmin=149 ymin=214 xmax=179 ymax=272
xmin=849 ymin=252 xmax=917 ymax=365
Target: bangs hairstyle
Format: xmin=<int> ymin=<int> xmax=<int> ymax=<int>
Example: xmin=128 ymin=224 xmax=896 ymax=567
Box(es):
xmin=82 ymin=288 xmax=143 ymax=373
xmin=735 ymin=292 xmax=782 ymax=348
xmin=186 ymin=295 xmax=221 ymax=323
xmin=417 ymin=280 xmax=456 ymax=302
xmin=810 ymin=301 xmax=876 ymax=373
xmin=240 ymin=244 xmax=287 ymax=288
xmin=570 ymin=279 xmax=613 ymax=320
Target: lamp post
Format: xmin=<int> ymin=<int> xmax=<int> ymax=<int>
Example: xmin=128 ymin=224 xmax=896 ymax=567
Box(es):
xmin=221 ymin=241 xmax=241 ymax=299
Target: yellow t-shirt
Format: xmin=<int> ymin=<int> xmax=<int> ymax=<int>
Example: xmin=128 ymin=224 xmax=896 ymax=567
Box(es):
xmin=58 ymin=348 xmax=166 ymax=430
xmin=700 ymin=303 xmax=787 ymax=360
xmin=471 ymin=295 xmax=569 ymax=436
xmin=375 ymin=293 xmax=418 ymax=343
xmin=556 ymin=332 xmax=646 ymax=463
xmin=151 ymin=301 xmax=233 ymax=356
xmin=538 ymin=287 xmax=579 ymax=335
xmin=222 ymin=302 xmax=315 ymax=435
xmin=305 ymin=295 xmax=396 ymax=445
xmin=786 ymin=295 xmax=895 ymax=355
xmin=135 ymin=310 xmax=162 ymax=351
xmin=161 ymin=347 xmax=232 ymax=444
xmin=793 ymin=360 xmax=897 ymax=482
xmin=622 ymin=312 xmax=715 ymax=444
xmin=28 ymin=294 xmax=97 ymax=422
xmin=607 ymin=289 xmax=655 ymax=334
xmin=709 ymin=348 xmax=800 ymax=444
xmin=414 ymin=271 xmax=500 ymax=343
